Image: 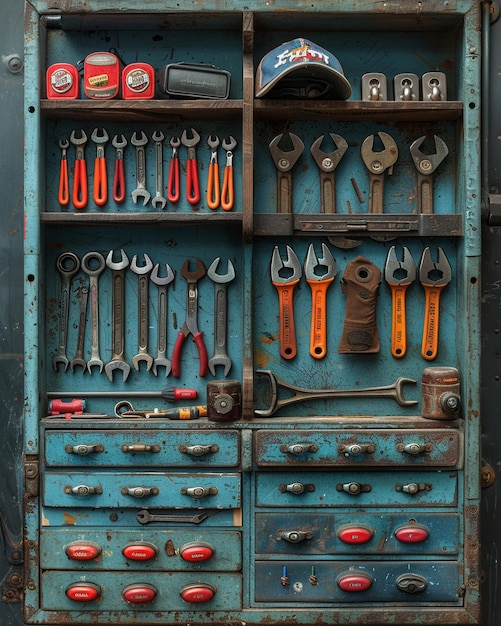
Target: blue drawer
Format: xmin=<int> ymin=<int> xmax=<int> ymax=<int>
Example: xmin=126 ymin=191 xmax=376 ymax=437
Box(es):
xmin=40 ymin=528 xmax=242 ymax=571
xmin=255 ymin=470 xmax=457 ymax=507
xmin=255 ymin=429 xmax=461 ymax=467
xmin=44 ymin=429 xmax=240 ymax=467
xmin=255 ymin=512 xmax=459 ymax=555
xmin=43 ymin=472 xmax=241 ymax=509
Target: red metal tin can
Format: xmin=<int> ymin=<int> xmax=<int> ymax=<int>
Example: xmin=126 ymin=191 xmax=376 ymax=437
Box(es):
xmin=83 ymin=51 xmax=120 ymax=99
xmin=122 ymin=62 xmax=155 ymax=99
xmin=46 ymin=63 xmax=79 ymax=99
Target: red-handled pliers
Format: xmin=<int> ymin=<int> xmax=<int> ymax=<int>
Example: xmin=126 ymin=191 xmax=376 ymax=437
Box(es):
xmin=70 ymin=129 xmax=88 ymax=210
xmin=172 ymin=259 xmax=208 ymax=378
xmin=181 ymin=128 xmax=201 ymax=205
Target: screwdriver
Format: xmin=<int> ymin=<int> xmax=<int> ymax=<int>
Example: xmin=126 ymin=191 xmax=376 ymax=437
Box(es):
xmin=47 ymin=387 xmax=198 ymax=402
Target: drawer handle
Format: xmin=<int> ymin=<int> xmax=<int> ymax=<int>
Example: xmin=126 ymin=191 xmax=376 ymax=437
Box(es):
xmin=277 ymin=530 xmax=312 ymax=543
xmin=396 ymin=482 xmax=432 ymax=495
xmin=180 ymin=486 xmax=218 ymax=499
xmin=396 ymin=573 xmax=428 ymax=594
xmin=179 ymin=444 xmax=219 ymax=457
xmin=64 ymin=484 xmax=103 ymax=496
xmin=279 ymin=443 xmax=318 ymax=456
xmin=338 ymin=443 xmax=376 ymax=457
xmin=65 ymin=443 xmax=104 ymax=456
xmin=336 ymin=482 xmax=371 ymax=495
xmin=279 ymin=482 xmax=315 ymax=494
xmin=396 ymin=443 xmax=433 ymax=455
xmin=121 ymin=486 xmax=159 ymax=498
xmin=121 ymin=444 xmax=161 ymax=453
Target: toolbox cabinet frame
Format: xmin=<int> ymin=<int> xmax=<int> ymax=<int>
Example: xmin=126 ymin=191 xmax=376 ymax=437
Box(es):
xmin=24 ymin=1 xmax=482 ymax=624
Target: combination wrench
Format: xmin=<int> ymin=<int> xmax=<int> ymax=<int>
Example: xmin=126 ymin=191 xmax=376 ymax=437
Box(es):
xmin=131 ymin=253 xmax=154 ymax=371
xmin=54 ymin=252 xmax=80 ymax=372
xmin=207 ymin=257 xmax=235 ymax=376
xmin=131 ymin=131 xmax=151 ymax=205
xmin=70 ymin=284 xmax=89 ymax=372
xmin=81 ymin=251 xmax=106 ymax=373
xmin=136 ymin=510 xmax=208 ymax=525
xmin=151 ymin=130 xmax=167 ymax=209
xmin=104 ymin=249 xmax=131 ymax=382
xmin=150 ymin=263 xmax=175 ymax=377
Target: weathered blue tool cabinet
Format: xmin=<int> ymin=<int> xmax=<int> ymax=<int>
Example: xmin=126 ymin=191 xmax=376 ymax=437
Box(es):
xmin=23 ymin=0 xmax=482 ymax=623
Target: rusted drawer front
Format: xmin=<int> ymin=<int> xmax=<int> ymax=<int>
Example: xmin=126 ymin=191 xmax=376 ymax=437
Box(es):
xmin=41 ymin=528 xmax=242 ymax=571
xmin=41 ymin=570 xmax=242 ymax=611
xmin=44 ymin=429 xmax=240 ymax=467
xmin=43 ymin=472 xmax=241 ymax=509
xmin=254 ymin=560 xmax=459 ymax=603
xmin=255 ymin=471 xmax=457 ymax=507
xmin=255 ymin=429 xmax=462 ymax=467
xmin=255 ymin=512 xmax=459 ymax=555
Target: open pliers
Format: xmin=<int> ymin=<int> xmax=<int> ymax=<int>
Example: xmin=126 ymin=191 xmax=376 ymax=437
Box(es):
xmin=172 ymin=259 xmax=208 ymax=377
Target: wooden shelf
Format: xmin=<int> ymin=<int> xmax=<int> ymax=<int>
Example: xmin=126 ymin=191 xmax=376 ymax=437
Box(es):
xmin=40 ymin=211 xmax=243 ymax=226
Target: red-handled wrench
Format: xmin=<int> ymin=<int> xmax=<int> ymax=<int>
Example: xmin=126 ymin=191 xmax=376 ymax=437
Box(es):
xmin=167 ymin=136 xmax=181 ymax=203
xmin=181 ymin=128 xmax=201 ymax=205
xmin=70 ymin=129 xmax=88 ymax=209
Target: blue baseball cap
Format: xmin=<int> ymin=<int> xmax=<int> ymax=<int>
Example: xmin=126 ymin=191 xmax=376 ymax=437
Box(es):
xmin=255 ymin=38 xmax=352 ymax=100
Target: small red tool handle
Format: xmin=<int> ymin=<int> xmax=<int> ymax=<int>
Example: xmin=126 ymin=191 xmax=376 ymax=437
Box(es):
xmin=58 ymin=158 xmax=69 ymax=206
xmin=168 ymin=156 xmax=180 ymax=203
xmin=186 ymin=158 xmax=200 ymax=205
xmin=193 ymin=331 xmax=208 ymax=377
xmin=72 ymin=158 xmax=88 ymax=209
xmin=221 ymin=164 xmax=234 ymax=211
xmin=93 ymin=157 xmax=107 ymax=206
xmin=113 ymin=157 xmax=125 ymax=203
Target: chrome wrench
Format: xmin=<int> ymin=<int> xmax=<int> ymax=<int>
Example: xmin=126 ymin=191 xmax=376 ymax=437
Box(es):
xmin=131 ymin=253 xmax=154 ymax=372
xmin=54 ymin=252 xmax=80 ymax=372
xmin=151 ymin=130 xmax=167 ymax=209
xmin=207 ymin=257 xmax=235 ymax=376
xmin=81 ymin=251 xmax=106 ymax=374
xmin=136 ymin=510 xmax=208 ymax=525
xmin=104 ymin=249 xmax=131 ymax=382
xmin=70 ymin=284 xmax=89 ymax=372
xmin=150 ymin=263 xmax=175 ymax=377
xmin=131 ymin=131 xmax=151 ymax=205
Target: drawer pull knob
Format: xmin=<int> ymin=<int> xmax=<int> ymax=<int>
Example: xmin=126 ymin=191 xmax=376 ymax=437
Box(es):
xmin=279 ymin=443 xmax=318 ymax=455
xmin=65 ymin=541 xmax=102 ymax=561
xmin=279 ymin=482 xmax=315 ymax=494
xmin=64 ymin=484 xmax=103 ymax=496
xmin=336 ymin=482 xmax=371 ymax=495
xmin=121 ymin=486 xmax=159 ymax=498
xmin=179 ymin=444 xmax=219 ymax=457
xmin=396 ymin=482 xmax=432 ymax=494
xmin=396 ymin=573 xmax=428 ymax=594
xmin=66 ymin=582 xmax=101 ymax=602
xmin=180 ymin=486 xmax=218 ymax=498
xmin=396 ymin=442 xmax=433 ymax=455
xmin=338 ymin=443 xmax=376 ymax=456
xmin=123 ymin=583 xmax=157 ymax=604
xmin=180 ymin=582 xmax=216 ymax=603
xmin=65 ymin=443 xmax=104 ymax=456
xmin=277 ymin=530 xmax=312 ymax=543
xmin=121 ymin=444 xmax=160 ymax=453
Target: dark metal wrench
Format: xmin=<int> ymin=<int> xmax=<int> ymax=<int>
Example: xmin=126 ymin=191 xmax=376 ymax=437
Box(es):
xmin=136 ymin=509 xmax=208 ymax=525
xmin=269 ymin=132 xmax=304 ymax=214
xmin=81 ymin=251 xmax=106 ymax=374
xmin=131 ymin=131 xmax=151 ymax=205
xmin=70 ymin=284 xmax=89 ymax=372
xmin=104 ymin=249 xmax=131 ymax=382
xmin=54 ymin=252 xmax=80 ymax=372
xmin=151 ymin=130 xmax=167 ymax=209
xmin=131 ymin=253 xmax=154 ymax=372
xmin=207 ymin=257 xmax=236 ymax=376
xmin=150 ymin=263 xmax=175 ymax=377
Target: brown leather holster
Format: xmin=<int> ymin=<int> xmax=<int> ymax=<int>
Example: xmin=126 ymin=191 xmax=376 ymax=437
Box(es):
xmin=338 ymin=256 xmax=381 ymax=354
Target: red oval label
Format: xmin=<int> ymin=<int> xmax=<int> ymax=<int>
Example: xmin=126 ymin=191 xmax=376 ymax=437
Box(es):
xmin=123 ymin=584 xmax=157 ymax=604
xmin=65 ymin=543 xmax=101 ymax=561
xmin=337 ymin=526 xmax=374 ymax=544
xmin=66 ymin=583 xmax=101 ymax=602
xmin=337 ymin=573 xmax=373 ymax=592
xmin=180 ymin=584 xmax=216 ymax=603
xmin=180 ymin=542 xmax=214 ymax=562
xmin=122 ymin=543 xmax=158 ymax=561
xmin=395 ymin=525 xmax=429 ymax=543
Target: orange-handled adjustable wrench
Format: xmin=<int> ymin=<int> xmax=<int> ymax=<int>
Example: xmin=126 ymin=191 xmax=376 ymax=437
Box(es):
xmin=221 ymin=136 xmax=237 ymax=211
xmin=271 ymin=245 xmax=302 ymax=360
xmin=384 ymin=246 xmax=416 ymax=359
xmin=419 ymin=246 xmax=451 ymax=361
xmin=304 ymin=243 xmax=337 ymax=359
xmin=91 ymin=128 xmax=109 ymax=207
